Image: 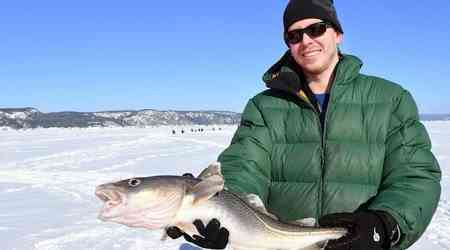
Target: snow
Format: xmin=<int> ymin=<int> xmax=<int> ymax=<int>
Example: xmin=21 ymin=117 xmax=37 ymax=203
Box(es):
xmin=0 ymin=109 xmax=37 ymax=120
xmin=94 ymin=112 xmax=133 ymax=119
xmin=8 ymin=111 xmax=29 ymax=119
xmin=0 ymin=122 xmax=449 ymax=250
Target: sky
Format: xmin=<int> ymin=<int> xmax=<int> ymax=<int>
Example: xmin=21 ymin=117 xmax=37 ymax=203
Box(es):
xmin=1 ymin=1 xmax=449 ymax=114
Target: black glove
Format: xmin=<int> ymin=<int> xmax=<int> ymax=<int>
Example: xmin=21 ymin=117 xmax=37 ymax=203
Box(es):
xmin=319 ymin=210 xmax=400 ymax=250
xmin=166 ymin=219 xmax=229 ymax=249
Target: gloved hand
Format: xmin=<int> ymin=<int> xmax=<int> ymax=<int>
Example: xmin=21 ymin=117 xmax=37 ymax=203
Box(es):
xmin=166 ymin=219 xmax=229 ymax=249
xmin=319 ymin=210 xmax=400 ymax=250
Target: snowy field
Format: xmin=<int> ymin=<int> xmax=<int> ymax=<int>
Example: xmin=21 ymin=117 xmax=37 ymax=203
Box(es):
xmin=0 ymin=122 xmax=449 ymax=250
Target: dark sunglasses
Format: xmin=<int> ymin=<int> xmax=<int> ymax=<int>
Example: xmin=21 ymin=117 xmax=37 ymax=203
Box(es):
xmin=284 ymin=22 xmax=332 ymax=44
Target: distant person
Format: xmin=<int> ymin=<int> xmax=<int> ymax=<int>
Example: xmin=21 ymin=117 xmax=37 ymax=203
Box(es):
xmin=167 ymin=0 xmax=441 ymax=249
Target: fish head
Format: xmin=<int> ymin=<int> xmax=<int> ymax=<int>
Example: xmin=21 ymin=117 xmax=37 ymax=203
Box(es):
xmin=95 ymin=162 xmax=225 ymax=230
xmin=95 ymin=176 xmax=188 ymax=229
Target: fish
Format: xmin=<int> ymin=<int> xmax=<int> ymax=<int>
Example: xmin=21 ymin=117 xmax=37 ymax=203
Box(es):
xmin=95 ymin=162 xmax=347 ymax=250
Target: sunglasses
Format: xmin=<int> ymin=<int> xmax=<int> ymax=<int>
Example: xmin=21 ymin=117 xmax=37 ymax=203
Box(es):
xmin=284 ymin=22 xmax=332 ymax=44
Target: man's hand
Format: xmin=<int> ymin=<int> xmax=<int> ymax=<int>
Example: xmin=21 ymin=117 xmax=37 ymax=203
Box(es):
xmin=319 ymin=211 xmax=400 ymax=250
xmin=166 ymin=219 xmax=229 ymax=249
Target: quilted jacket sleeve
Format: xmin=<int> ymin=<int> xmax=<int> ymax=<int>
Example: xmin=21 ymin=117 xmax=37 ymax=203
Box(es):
xmin=217 ymin=98 xmax=272 ymax=204
xmin=368 ymin=90 xmax=441 ymax=249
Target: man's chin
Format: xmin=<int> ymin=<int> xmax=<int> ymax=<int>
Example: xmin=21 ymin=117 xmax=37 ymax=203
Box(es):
xmin=300 ymin=63 xmax=326 ymax=75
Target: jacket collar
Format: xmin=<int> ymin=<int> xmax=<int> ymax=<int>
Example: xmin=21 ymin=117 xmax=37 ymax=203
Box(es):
xmin=263 ymin=50 xmax=363 ymax=96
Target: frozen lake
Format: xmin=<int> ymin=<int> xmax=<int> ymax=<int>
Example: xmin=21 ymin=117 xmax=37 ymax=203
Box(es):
xmin=0 ymin=122 xmax=449 ymax=250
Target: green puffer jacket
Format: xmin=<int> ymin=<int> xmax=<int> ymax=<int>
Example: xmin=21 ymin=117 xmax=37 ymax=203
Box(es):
xmin=217 ymin=52 xmax=441 ymax=249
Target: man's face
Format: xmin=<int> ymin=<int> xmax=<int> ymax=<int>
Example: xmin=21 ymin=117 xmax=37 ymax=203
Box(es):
xmin=287 ymin=18 xmax=343 ymax=75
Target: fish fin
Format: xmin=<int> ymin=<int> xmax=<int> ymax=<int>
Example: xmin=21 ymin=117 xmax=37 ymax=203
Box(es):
xmin=241 ymin=193 xmax=278 ymax=220
xmin=197 ymin=162 xmax=222 ymax=180
xmin=173 ymin=222 xmax=200 ymax=237
xmin=316 ymin=240 xmax=330 ymax=250
xmin=189 ymin=166 xmax=224 ymax=205
xmin=232 ymin=247 xmax=271 ymax=250
xmin=289 ymin=217 xmax=317 ymax=227
xmin=292 ymin=245 xmax=322 ymax=250
xmin=160 ymin=230 xmax=169 ymax=241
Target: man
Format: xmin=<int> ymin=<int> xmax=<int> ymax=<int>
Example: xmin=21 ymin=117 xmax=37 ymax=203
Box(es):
xmin=168 ymin=0 xmax=441 ymax=249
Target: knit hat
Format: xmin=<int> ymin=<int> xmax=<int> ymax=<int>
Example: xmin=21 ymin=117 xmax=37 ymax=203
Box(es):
xmin=283 ymin=0 xmax=343 ymax=34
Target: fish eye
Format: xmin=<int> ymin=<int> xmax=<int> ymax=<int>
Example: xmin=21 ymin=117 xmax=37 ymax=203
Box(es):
xmin=128 ymin=178 xmax=141 ymax=187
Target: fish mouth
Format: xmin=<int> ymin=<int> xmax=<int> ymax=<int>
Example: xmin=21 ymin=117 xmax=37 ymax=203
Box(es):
xmin=96 ymin=188 xmax=122 ymax=204
xmin=95 ymin=186 xmax=126 ymax=219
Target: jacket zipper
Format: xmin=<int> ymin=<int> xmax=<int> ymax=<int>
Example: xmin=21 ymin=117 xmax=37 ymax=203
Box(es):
xmin=297 ymin=75 xmax=339 ymax=219
xmin=296 ymin=92 xmax=324 ymax=219
xmin=319 ymin=80 xmax=337 ymax=217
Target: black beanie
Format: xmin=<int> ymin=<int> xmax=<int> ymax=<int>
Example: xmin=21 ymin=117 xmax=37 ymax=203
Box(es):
xmin=283 ymin=0 xmax=343 ymax=34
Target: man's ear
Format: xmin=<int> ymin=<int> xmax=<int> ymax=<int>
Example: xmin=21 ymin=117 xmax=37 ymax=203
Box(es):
xmin=335 ymin=32 xmax=343 ymax=44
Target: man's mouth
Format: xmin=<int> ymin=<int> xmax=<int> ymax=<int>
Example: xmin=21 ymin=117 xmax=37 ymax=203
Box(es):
xmin=302 ymin=49 xmax=321 ymax=57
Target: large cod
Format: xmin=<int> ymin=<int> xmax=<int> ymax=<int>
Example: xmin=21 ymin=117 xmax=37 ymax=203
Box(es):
xmin=95 ymin=162 xmax=346 ymax=250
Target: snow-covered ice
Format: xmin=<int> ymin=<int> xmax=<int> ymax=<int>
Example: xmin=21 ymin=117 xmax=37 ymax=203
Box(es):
xmin=0 ymin=123 xmax=449 ymax=250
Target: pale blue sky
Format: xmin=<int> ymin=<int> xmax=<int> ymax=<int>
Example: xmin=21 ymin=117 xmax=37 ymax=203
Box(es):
xmin=1 ymin=1 xmax=449 ymax=113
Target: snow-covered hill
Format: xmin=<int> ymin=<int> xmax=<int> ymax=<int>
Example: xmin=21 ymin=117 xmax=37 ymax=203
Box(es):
xmin=0 ymin=108 xmax=40 ymax=129
xmin=0 ymin=108 xmax=241 ymax=129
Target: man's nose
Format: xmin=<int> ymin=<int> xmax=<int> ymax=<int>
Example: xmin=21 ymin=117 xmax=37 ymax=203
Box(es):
xmin=301 ymin=33 xmax=315 ymax=45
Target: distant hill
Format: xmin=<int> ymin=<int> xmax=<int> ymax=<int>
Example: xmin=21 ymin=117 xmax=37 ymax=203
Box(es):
xmin=420 ymin=114 xmax=450 ymax=121
xmin=1 ymin=108 xmax=448 ymax=130
xmin=0 ymin=108 xmax=241 ymax=129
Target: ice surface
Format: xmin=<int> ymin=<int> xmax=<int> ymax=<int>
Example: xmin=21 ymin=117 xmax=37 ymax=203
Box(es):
xmin=0 ymin=122 xmax=449 ymax=250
